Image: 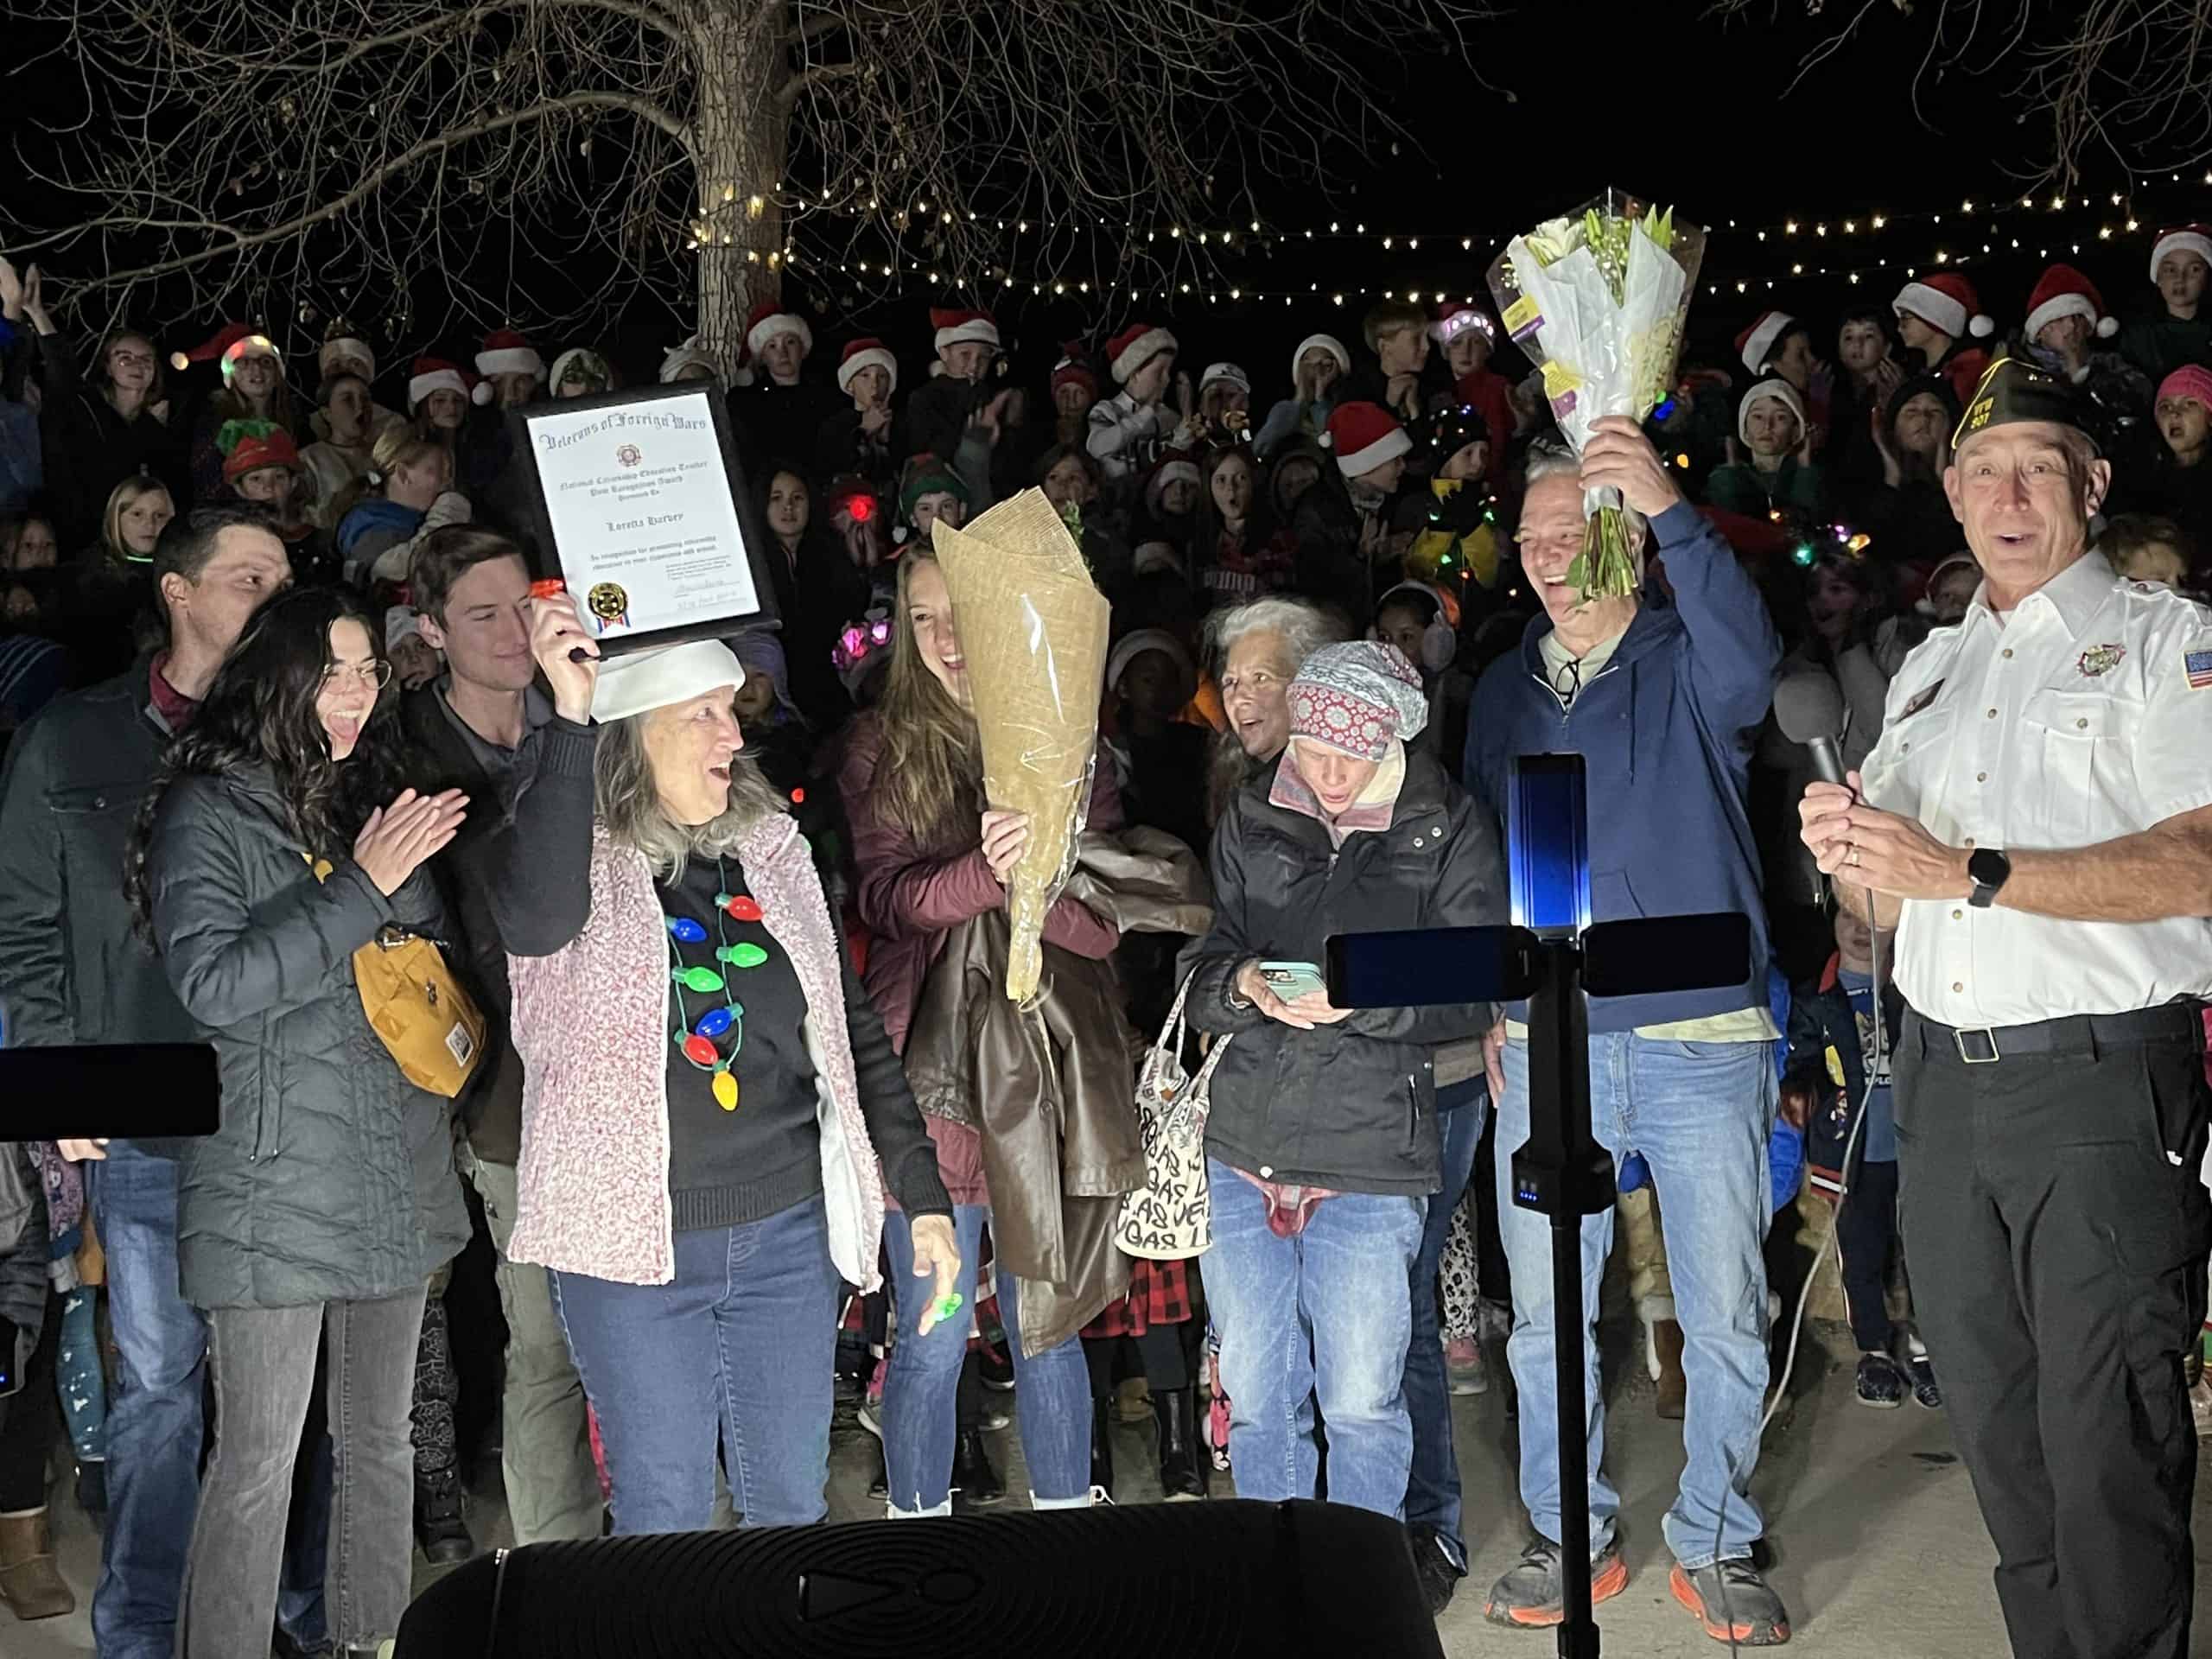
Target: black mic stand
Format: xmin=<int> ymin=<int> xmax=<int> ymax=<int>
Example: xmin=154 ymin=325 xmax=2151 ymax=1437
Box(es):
xmin=1326 ymin=760 xmax=1751 ymax=1659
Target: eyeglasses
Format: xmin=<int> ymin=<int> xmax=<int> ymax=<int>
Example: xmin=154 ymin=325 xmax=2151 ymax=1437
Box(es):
xmin=320 ymin=661 xmax=393 ymax=691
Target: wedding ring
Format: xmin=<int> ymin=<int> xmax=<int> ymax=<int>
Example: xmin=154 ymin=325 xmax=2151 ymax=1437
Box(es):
xmin=1847 ymin=844 xmax=1861 ymax=868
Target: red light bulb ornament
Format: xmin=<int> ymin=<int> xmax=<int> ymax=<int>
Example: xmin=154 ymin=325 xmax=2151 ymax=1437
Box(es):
xmin=682 ymin=1033 xmax=719 ymax=1067
xmin=723 ymin=894 xmax=764 ymax=923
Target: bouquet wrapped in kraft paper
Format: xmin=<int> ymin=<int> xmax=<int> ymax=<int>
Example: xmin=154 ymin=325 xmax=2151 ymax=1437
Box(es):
xmin=930 ymin=489 xmax=1111 ymax=1001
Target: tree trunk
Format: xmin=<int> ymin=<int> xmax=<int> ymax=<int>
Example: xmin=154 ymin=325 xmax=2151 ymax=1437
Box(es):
xmin=692 ymin=4 xmax=788 ymax=378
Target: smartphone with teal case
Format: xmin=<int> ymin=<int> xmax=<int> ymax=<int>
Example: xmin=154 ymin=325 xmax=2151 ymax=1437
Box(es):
xmin=1258 ymin=960 xmax=1328 ymax=1001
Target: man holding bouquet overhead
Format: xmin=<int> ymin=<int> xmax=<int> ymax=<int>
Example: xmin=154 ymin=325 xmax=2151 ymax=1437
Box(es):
xmin=1467 ymin=183 xmax=1788 ymax=1652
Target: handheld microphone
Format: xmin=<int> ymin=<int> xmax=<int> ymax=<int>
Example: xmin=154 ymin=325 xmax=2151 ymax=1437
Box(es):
xmin=1772 ymin=667 xmax=1849 ymax=787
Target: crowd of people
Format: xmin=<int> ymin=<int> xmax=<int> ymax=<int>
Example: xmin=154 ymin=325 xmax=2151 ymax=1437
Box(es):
xmin=0 ymin=221 xmax=2209 ymax=1659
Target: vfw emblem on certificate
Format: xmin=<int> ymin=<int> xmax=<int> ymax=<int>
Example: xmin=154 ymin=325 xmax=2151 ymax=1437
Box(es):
xmin=615 ymin=442 xmax=644 ymax=468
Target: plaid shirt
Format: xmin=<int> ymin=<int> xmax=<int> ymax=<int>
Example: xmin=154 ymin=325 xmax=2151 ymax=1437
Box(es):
xmin=1081 ymin=1256 xmax=1193 ymax=1338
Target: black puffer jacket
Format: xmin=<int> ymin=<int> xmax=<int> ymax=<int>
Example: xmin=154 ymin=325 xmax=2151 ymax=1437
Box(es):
xmin=1182 ymin=748 xmax=1505 ymax=1195
xmin=144 ymin=763 xmax=470 ymax=1310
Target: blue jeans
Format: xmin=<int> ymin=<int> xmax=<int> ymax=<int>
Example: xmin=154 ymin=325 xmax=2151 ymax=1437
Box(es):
xmin=89 ymin=1144 xmax=327 ymax=1659
xmin=1405 ymin=1087 xmax=1486 ymax=1567
xmin=1205 ymin=1156 xmax=1427 ymax=1516
xmin=881 ymin=1205 xmax=1090 ymax=1512
xmin=551 ymin=1194 xmax=843 ymax=1535
xmin=1496 ymin=1033 xmax=1775 ymax=1569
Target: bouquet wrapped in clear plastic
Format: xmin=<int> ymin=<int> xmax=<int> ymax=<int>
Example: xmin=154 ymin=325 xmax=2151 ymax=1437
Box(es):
xmin=1488 ymin=190 xmax=1707 ymax=598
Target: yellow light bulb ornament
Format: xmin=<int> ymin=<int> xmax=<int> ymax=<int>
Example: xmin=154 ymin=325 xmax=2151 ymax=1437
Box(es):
xmin=714 ymin=1071 xmax=740 ymax=1112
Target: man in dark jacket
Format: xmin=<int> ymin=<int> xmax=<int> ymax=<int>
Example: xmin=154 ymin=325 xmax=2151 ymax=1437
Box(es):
xmin=0 ymin=507 xmax=326 ymax=1659
xmin=1465 ymin=422 xmax=1792 ymax=1643
xmin=398 ymin=526 xmax=604 ymax=1546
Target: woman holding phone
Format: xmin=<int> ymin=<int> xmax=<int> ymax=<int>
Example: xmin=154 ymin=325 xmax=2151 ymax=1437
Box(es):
xmin=1180 ymin=640 xmax=1504 ymax=1524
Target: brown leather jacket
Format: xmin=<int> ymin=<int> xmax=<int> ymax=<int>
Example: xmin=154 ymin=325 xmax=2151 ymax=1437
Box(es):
xmin=902 ymin=828 xmax=1211 ymax=1357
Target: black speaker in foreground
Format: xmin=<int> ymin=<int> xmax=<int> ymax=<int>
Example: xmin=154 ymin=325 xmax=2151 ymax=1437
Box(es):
xmin=395 ymin=1500 xmax=1443 ymax=1658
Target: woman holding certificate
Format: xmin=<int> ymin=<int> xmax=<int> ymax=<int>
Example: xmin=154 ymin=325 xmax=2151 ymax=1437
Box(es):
xmin=485 ymin=597 xmax=958 ymax=1535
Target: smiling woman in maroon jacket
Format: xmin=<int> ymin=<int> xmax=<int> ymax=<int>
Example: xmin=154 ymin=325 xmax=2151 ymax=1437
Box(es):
xmin=838 ymin=550 xmax=1121 ymax=1517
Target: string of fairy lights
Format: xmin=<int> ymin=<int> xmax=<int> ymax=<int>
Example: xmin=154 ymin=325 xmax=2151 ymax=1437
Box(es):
xmin=696 ymin=170 xmax=2212 ymax=315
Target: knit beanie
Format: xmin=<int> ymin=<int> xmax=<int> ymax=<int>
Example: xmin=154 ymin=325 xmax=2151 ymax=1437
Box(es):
xmin=1287 ymin=640 xmax=1429 ymax=760
xmin=547 ymin=348 xmax=611 ymax=397
xmin=1736 ymin=378 xmax=1808 ymax=448
xmin=2157 ymin=365 xmax=2212 ymax=410
xmin=1289 ymin=334 xmax=1352 ymax=387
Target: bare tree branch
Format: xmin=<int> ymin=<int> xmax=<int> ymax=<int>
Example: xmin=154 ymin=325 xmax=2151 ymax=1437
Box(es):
xmin=14 ymin=0 xmax=1501 ymax=365
xmin=1706 ymin=0 xmax=2212 ymax=191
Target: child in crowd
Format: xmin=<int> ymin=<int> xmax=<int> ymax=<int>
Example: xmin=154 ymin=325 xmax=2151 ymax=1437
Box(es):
xmin=1706 ymin=378 xmax=1827 ymax=519
xmin=1783 ymin=905 xmax=1938 ymax=1412
xmin=2102 ymin=512 xmax=2196 ymax=590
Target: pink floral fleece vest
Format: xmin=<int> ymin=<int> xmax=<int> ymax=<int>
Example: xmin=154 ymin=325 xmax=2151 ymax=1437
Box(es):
xmin=505 ymin=815 xmax=887 ymax=1290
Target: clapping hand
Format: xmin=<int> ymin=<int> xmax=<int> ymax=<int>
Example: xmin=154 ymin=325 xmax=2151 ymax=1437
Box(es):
xmin=353 ymin=789 xmax=469 ymax=896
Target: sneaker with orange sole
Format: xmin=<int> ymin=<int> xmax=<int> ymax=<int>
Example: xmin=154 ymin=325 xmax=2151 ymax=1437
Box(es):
xmin=1669 ymin=1559 xmax=1792 ymax=1646
xmin=1482 ymin=1537 xmax=1628 ymax=1628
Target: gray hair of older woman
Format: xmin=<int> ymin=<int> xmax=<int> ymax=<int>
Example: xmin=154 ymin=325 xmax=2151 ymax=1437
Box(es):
xmin=594 ymin=714 xmax=785 ymax=881
xmin=1522 ymin=440 xmax=1647 ymax=545
xmin=1203 ymin=594 xmax=1344 ymax=677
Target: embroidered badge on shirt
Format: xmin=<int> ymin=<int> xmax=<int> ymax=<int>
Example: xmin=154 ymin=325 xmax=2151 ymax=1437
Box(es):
xmin=2077 ymin=643 xmax=2126 ymax=677
xmin=1900 ymin=679 xmax=1945 ymax=718
xmin=2186 ymin=648 xmax=2212 ymax=690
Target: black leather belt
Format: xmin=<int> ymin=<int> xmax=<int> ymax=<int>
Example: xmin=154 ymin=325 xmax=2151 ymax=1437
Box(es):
xmin=1910 ymin=1002 xmax=2202 ymax=1065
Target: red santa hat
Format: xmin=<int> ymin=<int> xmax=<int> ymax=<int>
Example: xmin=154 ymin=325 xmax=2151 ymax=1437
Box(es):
xmin=1892 ymin=273 xmax=1994 ymax=341
xmin=1432 ymin=302 xmax=1497 ymax=347
xmin=1050 ymin=341 xmax=1097 ymax=400
xmin=1322 ymin=400 xmax=1411 ymax=478
xmin=1733 ymin=310 xmax=1796 ymax=377
xmin=744 ymin=302 xmax=812 ymax=359
xmin=1143 ymin=452 xmax=1205 ymax=518
xmin=473 ymin=329 xmax=544 ymax=404
xmin=930 ymin=308 xmax=1001 ymax=356
xmin=2023 ymin=264 xmax=2118 ymax=343
xmin=1107 ymin=322 xmax=1177 ymax=385
xmin=836 ymin=338 xmax=898 ymax=395
xmin=318 ymin=330 xmax=375 ymax=381
xmin=2150 ymin=224 xmax=2212 ymax=283
xmin=407 ymin=357 xmax=472 ymax=411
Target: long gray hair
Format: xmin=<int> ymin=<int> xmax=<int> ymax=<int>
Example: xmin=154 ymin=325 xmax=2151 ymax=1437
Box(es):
xmin=594 ymin=713 xmax=785 ymax=881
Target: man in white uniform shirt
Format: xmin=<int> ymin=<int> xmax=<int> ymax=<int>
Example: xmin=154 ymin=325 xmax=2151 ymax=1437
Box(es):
xmin=1801 ymin=356 xmax=2212 ymax=1659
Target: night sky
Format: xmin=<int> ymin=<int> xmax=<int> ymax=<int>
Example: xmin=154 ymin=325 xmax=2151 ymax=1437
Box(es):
xmin=3 ymin=0 xmax=2196 ymax=387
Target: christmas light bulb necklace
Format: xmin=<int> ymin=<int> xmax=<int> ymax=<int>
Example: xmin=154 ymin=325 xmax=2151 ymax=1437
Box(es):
xmin=664 ymin=856 xmax=772 ymax=1112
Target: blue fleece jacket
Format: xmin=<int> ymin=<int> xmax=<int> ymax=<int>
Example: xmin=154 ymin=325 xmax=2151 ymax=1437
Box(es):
xmin=1465 ymin=501 xmax=1780 ymax=1032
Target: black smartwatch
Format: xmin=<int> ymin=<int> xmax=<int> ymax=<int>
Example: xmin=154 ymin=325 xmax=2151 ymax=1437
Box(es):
xmin=1967 ymin=847 xmax=2012 ymax=909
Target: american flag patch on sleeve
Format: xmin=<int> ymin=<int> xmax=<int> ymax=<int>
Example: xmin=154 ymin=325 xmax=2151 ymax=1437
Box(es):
xmin=2187 ymin=648 xmax=2212 ymax=690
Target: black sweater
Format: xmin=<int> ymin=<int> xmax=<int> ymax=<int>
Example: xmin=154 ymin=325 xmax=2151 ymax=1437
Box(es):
xmin=490 ymin=720 xmax=950 ymax=1228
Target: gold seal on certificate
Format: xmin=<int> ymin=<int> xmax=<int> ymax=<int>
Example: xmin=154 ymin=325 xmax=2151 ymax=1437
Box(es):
xmin=585 ymin=582 xmax=630 ymax=634
xmin=514 ymin=381 xmax=775 ymax=657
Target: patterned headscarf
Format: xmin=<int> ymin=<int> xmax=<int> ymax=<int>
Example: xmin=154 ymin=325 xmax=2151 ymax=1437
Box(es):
xmin=1287 ymin=640 xmax=1428 ymax=761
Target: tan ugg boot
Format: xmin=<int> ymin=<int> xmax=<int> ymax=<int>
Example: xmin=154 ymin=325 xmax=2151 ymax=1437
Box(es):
xmin=0 ymin=1509 xmax=73 ymax=1620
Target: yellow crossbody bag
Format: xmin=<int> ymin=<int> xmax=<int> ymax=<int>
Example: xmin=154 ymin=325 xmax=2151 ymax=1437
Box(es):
xmin=305 ymin=855 xmax=485 ymax=1099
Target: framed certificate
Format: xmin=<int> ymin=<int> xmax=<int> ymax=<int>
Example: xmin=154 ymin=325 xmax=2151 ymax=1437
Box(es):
xmin=511 ymin=379 xmax=779 ymax=656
